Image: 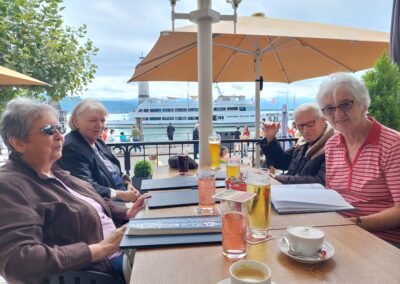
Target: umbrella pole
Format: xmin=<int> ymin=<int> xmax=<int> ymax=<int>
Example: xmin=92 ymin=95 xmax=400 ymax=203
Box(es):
xmin=197 ymin=0 xmax=213 ymax=168
xmin=255 ymin=53 xmax=261 ymax=168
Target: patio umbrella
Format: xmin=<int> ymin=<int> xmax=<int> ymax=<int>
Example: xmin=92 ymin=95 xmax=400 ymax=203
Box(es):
xmin=130 ymin=14 xmax=389 ymax=166
xmin=0 ymin=66 xmax=49 ymax=86
xmin=390 ymin=0 xmax=400 ymax=64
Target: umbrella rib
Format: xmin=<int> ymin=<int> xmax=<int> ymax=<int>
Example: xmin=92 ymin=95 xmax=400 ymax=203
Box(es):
xmin=264 ymin=36 xmax=291 ymax=83
xmin=294 ymin=39 xmax=354 ymax=71
xmin=214 ymin=36 xmax=248 ymax=82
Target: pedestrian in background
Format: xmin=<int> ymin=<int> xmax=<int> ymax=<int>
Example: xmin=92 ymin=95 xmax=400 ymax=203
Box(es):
xmin=167 ymin=122 xmax=175 ymax=141
xmin=193 ymin=123 xmax=199 ymax=160
xmin=120 ymin=132 xmax=128 ymax=142
xmin=101 ymin=127 xmax=108 ymax=141
xmin=131 ymin=125 xmax=141 ymax=152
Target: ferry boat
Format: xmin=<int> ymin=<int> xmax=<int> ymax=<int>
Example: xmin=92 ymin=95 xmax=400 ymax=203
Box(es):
xmin=106 ymin=95 xmax=293 ymax=127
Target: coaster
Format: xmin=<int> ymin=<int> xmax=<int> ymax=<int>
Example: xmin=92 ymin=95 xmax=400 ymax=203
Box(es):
xmin=247 ymin=233 xmax=275 ymax=245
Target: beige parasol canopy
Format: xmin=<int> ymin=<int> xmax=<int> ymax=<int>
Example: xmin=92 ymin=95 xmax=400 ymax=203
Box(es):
xmin=0 ymin=66 xmax=49 ymax=86
xmin=130 ymin=14 xmax=389 ymax=83
xmin=130 ymin=13 xmax=389 ymax=166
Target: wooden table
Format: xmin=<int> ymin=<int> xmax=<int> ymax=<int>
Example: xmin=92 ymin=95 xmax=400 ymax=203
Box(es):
xmin=130 ymin=167 xmax=400 ymax=284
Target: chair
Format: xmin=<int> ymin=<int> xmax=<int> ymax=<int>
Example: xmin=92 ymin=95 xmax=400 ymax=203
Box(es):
xmin=50 ymin=270 xmax=125 ymax=284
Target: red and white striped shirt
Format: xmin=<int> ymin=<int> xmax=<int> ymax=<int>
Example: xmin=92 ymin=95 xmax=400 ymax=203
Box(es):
xmin=325 ymin=117 xmax=400 ymax=243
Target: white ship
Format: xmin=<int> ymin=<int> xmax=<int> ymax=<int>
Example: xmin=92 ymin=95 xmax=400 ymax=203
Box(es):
xmin=106 ymin=95 xmax=292 ymax=127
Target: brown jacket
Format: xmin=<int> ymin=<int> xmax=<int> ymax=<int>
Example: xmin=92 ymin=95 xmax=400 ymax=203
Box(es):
xmin=0 ymin=153 xmax=128 ymax=284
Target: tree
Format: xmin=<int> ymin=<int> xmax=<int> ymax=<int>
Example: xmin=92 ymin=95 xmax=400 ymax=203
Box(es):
xmin=0 ymin=0 xmax=98 ymax=109
xmin=363 ymin=53 xmax=400 ymax=131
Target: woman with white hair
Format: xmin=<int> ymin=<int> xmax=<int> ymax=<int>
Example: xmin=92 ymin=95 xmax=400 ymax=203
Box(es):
xmin=58 ymin=98 xmax=149 ymax=203
xmin=317 ymin=72 xmax=400 ymax=246
xmin=0 ymin=98 xmax=144 ymax=283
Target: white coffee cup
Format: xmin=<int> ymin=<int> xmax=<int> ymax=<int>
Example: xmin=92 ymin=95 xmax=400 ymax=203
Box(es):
xmin=230 ymin=260 xmax=271 ymax=284
xmin=286 ymin=226 xmax=325 ymax=257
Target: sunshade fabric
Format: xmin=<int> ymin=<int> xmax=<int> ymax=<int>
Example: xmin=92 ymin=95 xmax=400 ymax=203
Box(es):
xmin=130 ymin=15 xmax=389 ymax=83
xmin=0 ymin=66 xmax=48 ymax=86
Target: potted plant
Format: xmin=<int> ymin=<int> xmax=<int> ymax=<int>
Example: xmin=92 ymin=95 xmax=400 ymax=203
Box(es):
xmin=132 ymin=160 xmax=153 ymax=190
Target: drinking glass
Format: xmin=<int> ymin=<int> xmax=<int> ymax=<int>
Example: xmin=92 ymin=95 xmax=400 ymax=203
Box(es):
xmin=222 ymin=200 xmax=247 ymax=259
xmin=177 ymin=151 xmax=189 ymax=175
xmin=246 ymin=168 xmax=271 ymax=239
xmin=227 ymin=157 xmax=240 ymax=179
xmin=197 ymin=170 xmax=216 ymax=214
xmin=208 ymin=134 xmax=221 ymax=171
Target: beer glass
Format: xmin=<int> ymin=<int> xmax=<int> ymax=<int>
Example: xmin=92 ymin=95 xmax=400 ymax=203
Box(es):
xmin=246 ymin=168 xmax=271 ymax=239
xmin=226 ymin=157 xmax=240 ymax=179
xmin=208 ymin=134 xmax=221 ymax=170
xmin=221 ymin=200 xmax=247 ymax=259
xmin=197 ymin=170 xmax=216 ymax=214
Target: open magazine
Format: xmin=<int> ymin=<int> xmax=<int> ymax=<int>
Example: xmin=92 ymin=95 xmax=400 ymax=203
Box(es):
xmin=126 ymin=215 xmax=221 ymax=236
xmin=271 ymin=183 xmax=356 ymax=214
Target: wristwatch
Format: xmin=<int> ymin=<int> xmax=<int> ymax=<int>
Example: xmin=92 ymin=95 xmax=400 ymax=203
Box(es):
xmin=355 ymin=216 xmax=362 ymax=226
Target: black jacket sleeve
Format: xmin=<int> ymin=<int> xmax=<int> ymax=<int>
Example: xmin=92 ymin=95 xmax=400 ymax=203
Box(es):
xmin=260 ymin=138 xmax=294 ymax=171
xmin=58 ymin=144 xmax=112 ymax=198
xmin=275 ymin=156 xmax=326 ymax=185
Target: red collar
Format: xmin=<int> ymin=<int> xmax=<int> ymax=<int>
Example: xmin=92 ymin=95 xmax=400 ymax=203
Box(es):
xmin=337 ymin=116 xmax=381 ymax=146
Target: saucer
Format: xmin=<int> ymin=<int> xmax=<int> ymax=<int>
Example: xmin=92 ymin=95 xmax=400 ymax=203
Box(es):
xmin=276 ymin=236 xmax=335 ymax=264
xmin=217 ymin=277 xmax=277 ymax=284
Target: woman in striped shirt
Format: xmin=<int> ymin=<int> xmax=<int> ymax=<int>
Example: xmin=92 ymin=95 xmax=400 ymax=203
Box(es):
xmin=316 ymin=72 xmax=400 ymax=246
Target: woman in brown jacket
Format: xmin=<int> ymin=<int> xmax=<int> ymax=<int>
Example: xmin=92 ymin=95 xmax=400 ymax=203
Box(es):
xmin=0 ymin=98 xmax=146 ymax=283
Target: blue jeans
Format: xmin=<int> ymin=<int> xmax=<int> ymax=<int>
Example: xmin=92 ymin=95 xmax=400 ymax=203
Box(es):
xmin=110 ymin=253 xmax=124 ymax=281
xmin=132 ymin=138 xmax=141 ymax=152
xmin=193 ymin=143 xmax=199 ymax=159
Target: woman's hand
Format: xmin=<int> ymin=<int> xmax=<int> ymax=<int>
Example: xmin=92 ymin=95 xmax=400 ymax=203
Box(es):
xmin=125 ymin=193 xmax=152 ymax=219
xmin=88 ymin=224 xmax=127 ymax=262
xmin=262 ymin=122 xmax=281 ymax=142
xmin=126 ymin=183 xmax=141 ymax=199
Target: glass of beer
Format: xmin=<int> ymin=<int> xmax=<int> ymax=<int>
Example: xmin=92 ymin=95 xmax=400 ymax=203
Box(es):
xmin=221 ymin=200 xmax=247 ymax=259
xmin=226 ymin=157 xmax=240 ymax=179
xmin=197 ymin=170 xmax=216 ymax=214
xmin=208 ymin=134 xmax=221 ymax=170
xmin=246 ymin=168 xmax=271 ymax=240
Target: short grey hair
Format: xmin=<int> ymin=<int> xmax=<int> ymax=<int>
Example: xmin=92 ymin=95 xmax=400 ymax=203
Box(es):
xmin=69 ymin=98 xmax=108 ymax=130
xmin=293 ymin=103 xmax=324 ymax=121
xmin=0 ymin=97 xmax=59 ymax=150
xmin=316 ymin=72 xmax=370 ymax=109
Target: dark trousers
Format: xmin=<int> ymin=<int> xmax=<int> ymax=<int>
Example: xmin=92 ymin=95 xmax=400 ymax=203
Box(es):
xmin=194 ymin=142 xmax=199 ymax=159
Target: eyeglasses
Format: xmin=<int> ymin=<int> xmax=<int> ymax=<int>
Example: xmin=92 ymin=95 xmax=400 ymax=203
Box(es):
xmin=40 ymin=124 xmax=65 ymax=135
xmin=321 ymin=100 xmax=354 ymax=115
xmin=296 ymin=120 xmax=316 ymax=131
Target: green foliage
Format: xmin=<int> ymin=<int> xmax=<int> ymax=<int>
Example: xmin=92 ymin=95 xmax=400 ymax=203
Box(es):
xmin=0 ymin=0 xmax=98 ymax=109
xmin=362 ymin=53 xmax=400 ymax=131
xmin=134 ymin=160 xmax=152 ymax=177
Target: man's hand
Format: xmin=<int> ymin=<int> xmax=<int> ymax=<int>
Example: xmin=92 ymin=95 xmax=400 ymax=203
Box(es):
xmin=116 ymin=189 xmax=140 ymax=202
xmin=125 ymin=193 xmax=152 ymax=219
xmin=262 ymin=122 xmax=281 ymax=142
xmin=126 ymin=183 xmax=140 ymax=198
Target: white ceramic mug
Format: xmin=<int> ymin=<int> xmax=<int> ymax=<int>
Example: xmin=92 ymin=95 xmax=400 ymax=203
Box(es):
xmin=230 ymin=260 xmax=271 ymax=284
xmin=286 ymin=226 xmax=325 ymax=257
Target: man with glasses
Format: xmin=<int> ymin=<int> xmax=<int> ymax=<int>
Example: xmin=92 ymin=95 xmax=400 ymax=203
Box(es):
xmin=260 ymin=103 xmax=334 ymax=185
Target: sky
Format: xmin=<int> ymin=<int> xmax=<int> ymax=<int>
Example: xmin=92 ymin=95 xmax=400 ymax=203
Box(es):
xmin=61 ymin=0 xmax=393 ymax=101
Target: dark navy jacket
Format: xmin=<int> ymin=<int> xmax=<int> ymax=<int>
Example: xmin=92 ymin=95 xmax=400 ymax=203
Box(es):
xmin=58 ymin=130 xmax=122 ymax=198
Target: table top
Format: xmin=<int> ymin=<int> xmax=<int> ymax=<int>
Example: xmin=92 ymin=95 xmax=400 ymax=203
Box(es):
xmin=129 ymin=166 xmax=400 ymax=284
xmin=130 ymin=225 xmax=400 ymax=284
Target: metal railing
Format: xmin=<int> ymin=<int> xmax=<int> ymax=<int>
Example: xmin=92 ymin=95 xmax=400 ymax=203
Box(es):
xmin=107 ymin=137 xmax=298 ymax=175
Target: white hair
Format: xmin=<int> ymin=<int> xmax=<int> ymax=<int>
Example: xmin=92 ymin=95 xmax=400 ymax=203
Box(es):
xmin=316 ymin=72 xmax=370 ymax=109
xmin=293 ymin=103 xmax=323 ymax=121
xmin=68 ymin=98 xmax=108 ymax=130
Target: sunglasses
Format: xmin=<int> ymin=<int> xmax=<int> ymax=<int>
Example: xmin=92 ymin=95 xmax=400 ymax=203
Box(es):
xmin=40 ymin=124 xmax=65 ymax=135
xmin=321 ymin=100 xmax=354 ymax=115
xmin=296 ymin=120 xmax=316 ymax=131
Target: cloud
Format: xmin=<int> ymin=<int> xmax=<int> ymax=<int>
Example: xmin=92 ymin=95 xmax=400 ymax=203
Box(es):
xmin=62 ymin=0 xmax=392 ymax=100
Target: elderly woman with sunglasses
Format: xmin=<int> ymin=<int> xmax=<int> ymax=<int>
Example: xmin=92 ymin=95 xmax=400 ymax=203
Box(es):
xmin=317 ymin=72 xmax=400 ymax=246
xmin=0 ymin=98 xmax=144 ymax=283
xmin=58 ymin=99 xmax=148 ymax=203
